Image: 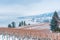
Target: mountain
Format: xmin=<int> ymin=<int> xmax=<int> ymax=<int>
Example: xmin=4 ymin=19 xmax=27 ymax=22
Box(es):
xmin=18 ymin=11 xmax=60 ymax=24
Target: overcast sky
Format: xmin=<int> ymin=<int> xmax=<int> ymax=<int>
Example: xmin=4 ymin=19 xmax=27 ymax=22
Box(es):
xmin=0 ymin=0 xmax=60 ymax=16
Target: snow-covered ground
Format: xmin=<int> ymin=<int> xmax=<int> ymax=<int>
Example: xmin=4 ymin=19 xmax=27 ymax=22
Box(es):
xmin=0 ymin=34 xmax=41 ymax=40
xmin=16 ymin=23 xmax=50 ymax=30
xmin=0 ymin=34 xmax=20 ymax=40
xmin=0 ymin=34 xmax=51 ymax=40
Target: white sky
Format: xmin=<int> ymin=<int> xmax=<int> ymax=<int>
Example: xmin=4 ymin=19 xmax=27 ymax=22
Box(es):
xmin=0 ymin=0 xmax=60 ymax=16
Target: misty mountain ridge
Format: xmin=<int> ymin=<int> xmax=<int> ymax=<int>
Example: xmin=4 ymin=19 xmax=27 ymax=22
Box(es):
xmin=18 ymin=11 xmax=60 ymax=23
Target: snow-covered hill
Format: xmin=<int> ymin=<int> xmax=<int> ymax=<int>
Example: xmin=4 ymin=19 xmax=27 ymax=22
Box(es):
xmin=18 ymin=12 xmax=52 ymax=24
xmin=18 ymin=11 xmax=60 ymax=24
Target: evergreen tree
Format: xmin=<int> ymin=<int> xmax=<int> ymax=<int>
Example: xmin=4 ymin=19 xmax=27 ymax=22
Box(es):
xmin=8 ymin=24 xmax=11 ymax=28
xmin=12 ymin=21 xmax=15 ymax=28
xmin=28 ymin=23 xmax=30 ymax=25
xmin=19 ymin=22 xmax=22 ymax=26
xmin=18 ymin=21 xmax=26 ymax=27
xmin=21 ymin=21 xmax=24 ymax=26
xmin=50 ymin=11 xmax=59 ymax=32
xmin=24 ymin=21 xmax=26 ymax=26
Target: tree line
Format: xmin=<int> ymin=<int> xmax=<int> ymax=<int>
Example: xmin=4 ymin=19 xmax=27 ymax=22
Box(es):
xmin=8 ymin=21 xmax=30 ymax=28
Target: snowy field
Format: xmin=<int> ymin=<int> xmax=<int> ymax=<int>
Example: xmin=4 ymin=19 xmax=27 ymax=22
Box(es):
xmin=0 ymin=34 xmax=20 ymax=40
xmin=0 ymin=34 xmax=39 ymax=40
xmin=0 ymin=34 xmax=51 ymax=40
